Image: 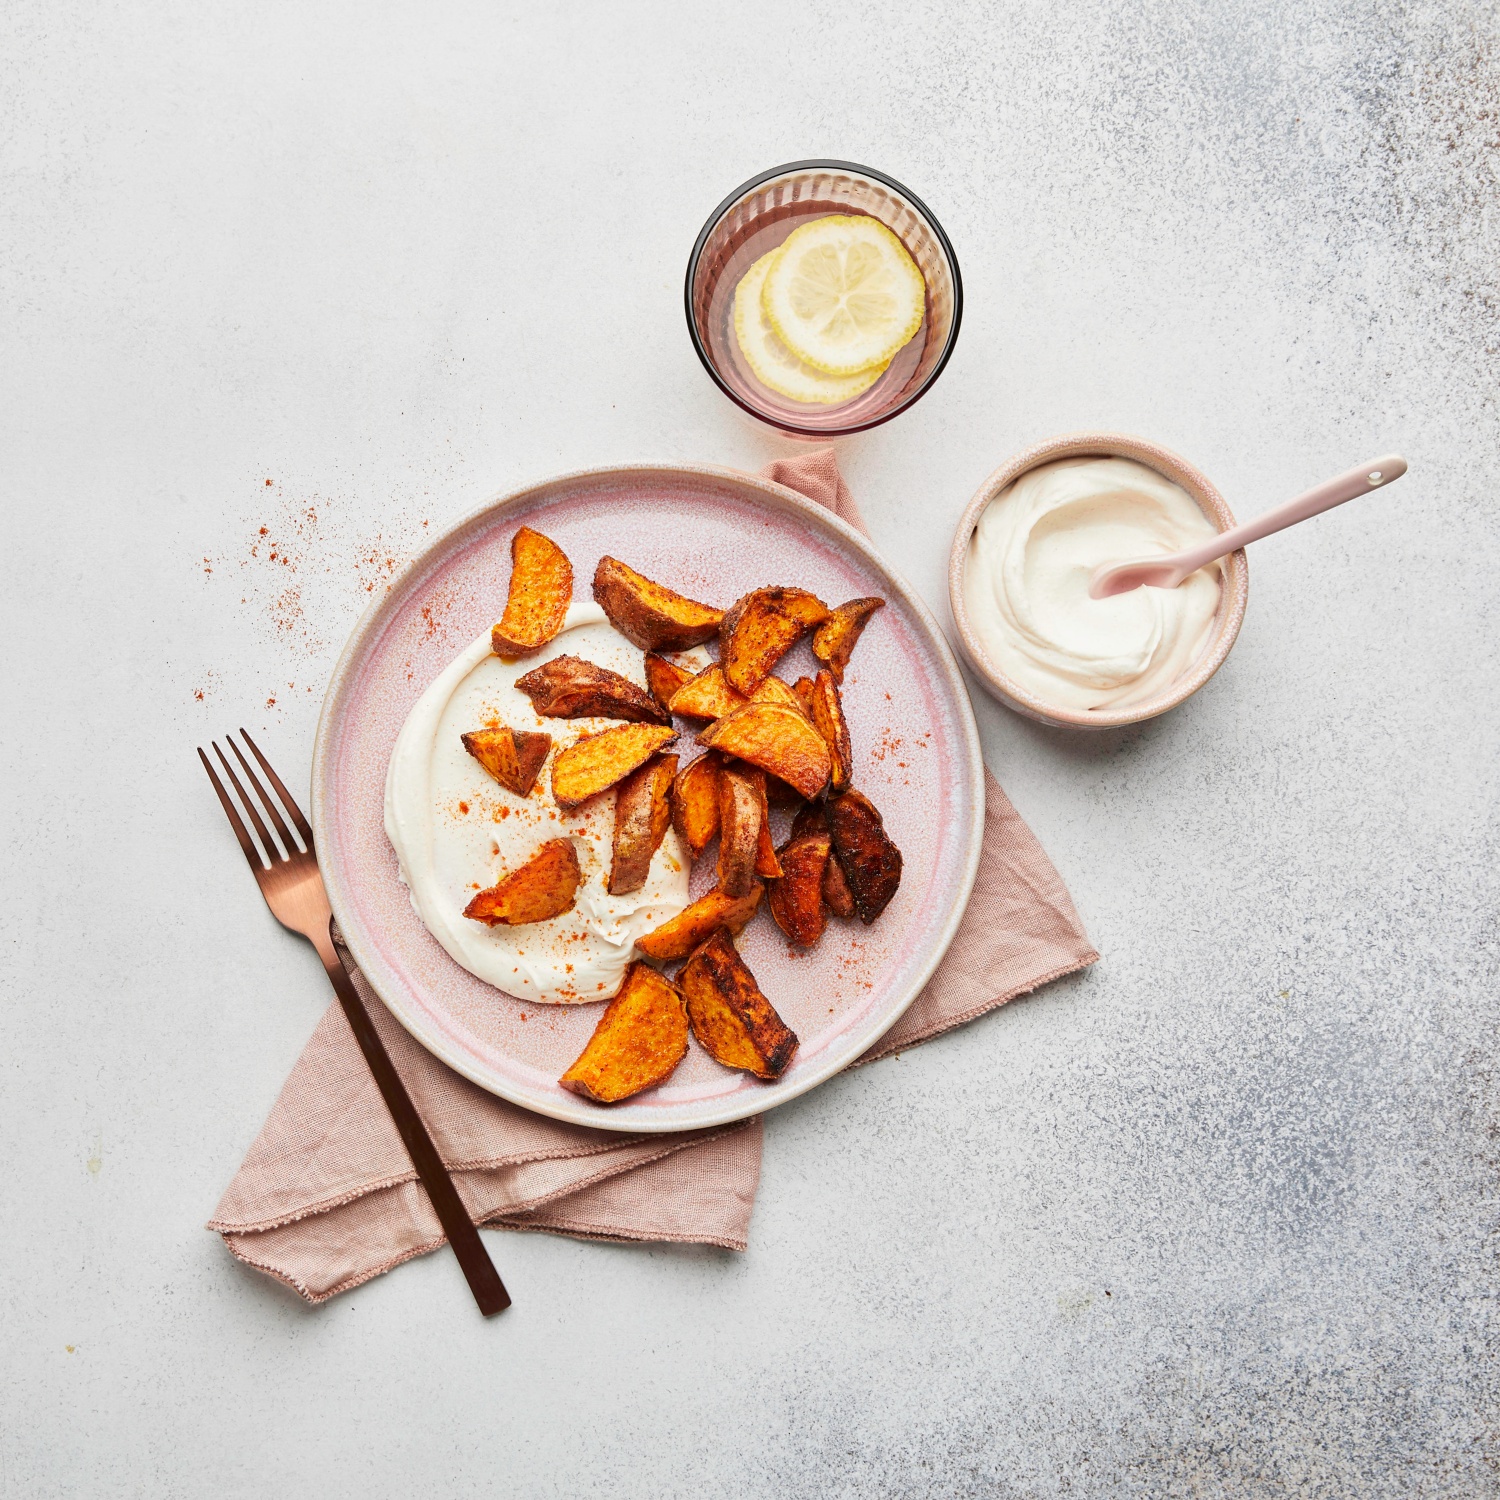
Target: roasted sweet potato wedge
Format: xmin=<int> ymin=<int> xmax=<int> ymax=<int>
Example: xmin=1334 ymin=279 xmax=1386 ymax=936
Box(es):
xmin=558 ymin=962 xmax=689 ymax=1103
xmin=812 ymin=596 xmax=885 ymax=682
xmin=679 ymin=930 xmax=798 ymax=1080
xmin=716 ymin=762 xmax=763 ymax=898
xmin=807 ymin=669 xmax=854 ymax=793
xmin=635 ymin=884 xmax=762 ymax=961
xmin=644 ymin=652 xmax=696 ymax=715
xmin=515 ymin=654 xmax=668 ymax=724
xmin=822 ymin=847 xmax=857 ymax=918
xmin=718 ymin=587 xmax=830 ymax=695
xmin=491 ymin=527 xmax=573 ymax=657
xmin=669 ymin=752 xmax=721 ymax=854
xmin=668 ymin=664 xmax=747 ymax=722
xmin=768 ymin=831 xmax=831 ymax=947
xmin=764 ymin=774 xmax=803 ymax=807
xmin=462 ymin=837 xmax=581 ymax=926
xmin=750 ymin=675 xmax=808 ymax=718
xmin=551 ymin=723 xmax=677 ymax=809
xmin=827 ymin=787 xmax=903 ymax=923
xmin=698 ymin=702 xmax=831 ymax=800
xmin=460 ymin=725 xmax=552 ymax=797
xmin=609 ymin=753 xmax=678 ymax=895
xmin=750 ymin=769 xmax=781 ymax=879
xmin=592 ymin=556 xmax=724 ymax=650
xmin=793 ymin=675 xmax=817 ymax=718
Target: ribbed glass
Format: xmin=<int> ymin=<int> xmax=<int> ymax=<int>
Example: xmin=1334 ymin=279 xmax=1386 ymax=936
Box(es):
xmin=685 ymin=161 xmax=963 ymax=437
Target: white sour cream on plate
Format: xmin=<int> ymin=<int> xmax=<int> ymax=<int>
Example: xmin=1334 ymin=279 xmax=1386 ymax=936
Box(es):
xmin=384 ymin=603 xmax=692 ymax=1004
xmin=963 ymin=457 xmax=1223 ymax=713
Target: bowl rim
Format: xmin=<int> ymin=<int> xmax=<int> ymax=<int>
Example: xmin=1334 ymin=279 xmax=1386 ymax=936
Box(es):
xmin=946 ymin=432 xmax=1250 ymax=729
xmin=683 ymin=158 xmax=964 ymax=438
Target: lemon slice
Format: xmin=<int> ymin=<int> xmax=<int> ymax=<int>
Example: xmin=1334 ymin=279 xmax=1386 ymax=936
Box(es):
xmin=761 ymin=215 xmax=925 ymax=377
xmin=733 ymin=250 xmax=890 ymax=405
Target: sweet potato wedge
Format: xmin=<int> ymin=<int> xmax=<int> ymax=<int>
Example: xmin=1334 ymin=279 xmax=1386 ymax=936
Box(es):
xmin=515 ymin=654 xmax=668 ymax=725
xmin=822 ymin=847 xmax=857 ymax=918
xmin=768 ymin=831 xmax=831 ymax=947
xmin=669 ymin=752 xmax=721 ymax=854
xmin=460 ymin=725 xmax=552 ymax=797
xmin=750 ymin=674 xmax=807 ymax=717
xmin=679 ymin=930 xmax=798 ymax=1080
xmin=668 ymin=663 xmax=747 ymax=722
xmin=462 ymin=837 xmax=581 ymax=926
xmin=751 ymin=769 xmax=781 ymax=879
xmin=592 ymin=556 xmax=724 ymax=650
xmin=716 ymin=762 xmax=763 ymax=898
xmin=644 ymin=652 xmax=696 ymax=715
xmin=827 ymin=787 xmax=903 ymax=923
xmin=807 ymin=668 xmax=854 ymax=793
xmin=609 ymin=753 xmax=678 ymax=895
xmin=558 ymin=963 xmax=689 ymax=1103
xmin=551 ymin=723 xmax=677 ymax=809
xmin=792 ymin=675 xmax=817 ymax=718
xmin=811 ymin=596 xmax=885 ymax=682
xmin=697 ymin=702 xmax=831 ymax=801
xmin=635 ymin=884 xmax=762 ymax=961
xmin=491 ymin=527 xmax=573 ymax=657
xmin=718 ymin=587 xmax=830 ymax=695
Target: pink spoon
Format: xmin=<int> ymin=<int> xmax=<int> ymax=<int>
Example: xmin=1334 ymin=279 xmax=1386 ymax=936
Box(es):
xmin=1088 ymin=454 xmax=1409 ymax=600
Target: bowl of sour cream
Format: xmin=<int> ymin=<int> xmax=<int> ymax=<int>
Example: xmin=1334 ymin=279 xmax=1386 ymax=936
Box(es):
xmin=948 ymin=433 xmax=1250 ymax=728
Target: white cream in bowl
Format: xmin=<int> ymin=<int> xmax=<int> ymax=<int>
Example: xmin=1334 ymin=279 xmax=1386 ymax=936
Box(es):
xmin=962 ymin=457 xmax=1223 ymax=713
xmin=384 ymin=603 xmax=692 ymax=1004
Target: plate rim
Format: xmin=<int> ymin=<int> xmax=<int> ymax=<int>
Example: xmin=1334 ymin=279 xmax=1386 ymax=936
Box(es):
xmin=311 ymin=462 xmax=985 ymax=1133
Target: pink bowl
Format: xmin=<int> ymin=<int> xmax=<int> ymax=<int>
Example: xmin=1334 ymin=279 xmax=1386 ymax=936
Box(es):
xmin=947 ymin=433 xmax=1250 ymax=730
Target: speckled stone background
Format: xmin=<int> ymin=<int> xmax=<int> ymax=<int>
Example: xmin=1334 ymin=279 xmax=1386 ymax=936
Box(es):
xmin=2 ymin=3 xmax=1496 ymax=1495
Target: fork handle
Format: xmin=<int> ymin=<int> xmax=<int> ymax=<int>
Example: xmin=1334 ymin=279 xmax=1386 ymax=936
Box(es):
xmin=313 ymin=925 xmax=511 ymax=1316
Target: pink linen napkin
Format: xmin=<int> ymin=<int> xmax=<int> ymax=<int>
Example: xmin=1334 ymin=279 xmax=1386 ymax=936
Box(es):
xmin=209 ymin=452 xmax=1099 ymax=1303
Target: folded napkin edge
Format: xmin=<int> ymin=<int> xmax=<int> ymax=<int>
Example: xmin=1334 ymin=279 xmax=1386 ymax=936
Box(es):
xmin=207 ymin=1121 xmax=756 ymax=1237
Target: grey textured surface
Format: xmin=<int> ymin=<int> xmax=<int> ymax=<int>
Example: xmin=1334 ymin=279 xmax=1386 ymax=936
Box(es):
xmin=2 ymin=2 xmax=1496 ymax=1495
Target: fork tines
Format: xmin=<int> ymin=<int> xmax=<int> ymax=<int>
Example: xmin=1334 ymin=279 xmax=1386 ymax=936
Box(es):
xmin=197 ymin=729 xmax=313 ymax=870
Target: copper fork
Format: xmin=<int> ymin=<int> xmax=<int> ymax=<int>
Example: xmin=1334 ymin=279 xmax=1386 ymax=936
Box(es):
xmin=198 ymin=729 xmax=510 ymax=1316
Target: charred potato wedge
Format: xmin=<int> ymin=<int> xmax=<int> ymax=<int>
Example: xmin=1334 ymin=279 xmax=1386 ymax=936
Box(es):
xmin=551 ymin=723 xmax=677 ymax=809
xmin=768 ymin=831 xmax=831 ymax=947
xmin=811 ymin=596 xmax=885 ymax=682
xmin=808 ymin=669 xmax=854 ymax=793
xmin=679 ymin=930 xmax=799 ymax=1080
xmin=668 ymin=664 xmax=746 ymax=722
xmin=644 ymin=652 xmax=696 ymax=715
xmin=462 ymin=837 xmax=580 ymax=926
xmin=635 ymin=884 xmax=762 ymax=961
xmin=718 ymin=587 xmax=830 ymax=695
xmin=460 ymin=725 xmax=552 ymax=797
xmin=515 ymin=654 xmax=668 ymax=724
xmin=822 ymin=847 xmax=857 ymax=919
xmin=827 ymin=787 xmax=903 ymax=923
xmin=609 ymin=753 xmax=678 ymax=895
xmin=491 ymin=527 xmax=573 ymax=657
xmin=698 ymin=702 xmax=831 ymax=801
xmin=716 ymin=762 xmax=763 ymax=898
xmin=592 ymin=556 xmax=724 ymax=650
xmin=669 ymin=752 xmax=722 ymax=854
xmin=559 ymin=962 xmax=689 ymax=1103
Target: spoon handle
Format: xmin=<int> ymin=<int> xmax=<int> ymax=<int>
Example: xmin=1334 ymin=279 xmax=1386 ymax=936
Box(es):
xmin=1173 ymin=454 xmax=1409 ymax=575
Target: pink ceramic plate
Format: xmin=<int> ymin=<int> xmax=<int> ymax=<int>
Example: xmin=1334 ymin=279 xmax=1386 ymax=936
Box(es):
xmin=311 ymin=465 xmax=984 ymax=1133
